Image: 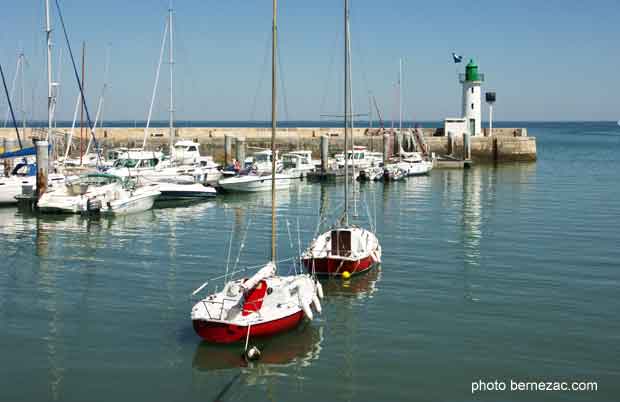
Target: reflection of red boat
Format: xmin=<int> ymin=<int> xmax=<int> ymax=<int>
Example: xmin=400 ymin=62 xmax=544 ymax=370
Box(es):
xmin=321 ymin=266 xmax=381 ymax=298
xmin=192 ymin=324 xmax=324 ymax=371
xmin=302 ymin=227 xmax=381 ymax=276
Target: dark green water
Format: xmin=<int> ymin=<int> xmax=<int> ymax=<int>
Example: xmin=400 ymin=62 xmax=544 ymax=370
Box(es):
xmin=1 ymin=122 xmax=619 ymax=401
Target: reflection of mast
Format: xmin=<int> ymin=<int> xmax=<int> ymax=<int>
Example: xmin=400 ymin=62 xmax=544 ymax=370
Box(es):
xmin=35 ymin=218 xmax=64 ymax=399
xmin=320 ymin=268 xmax=381 ymax=399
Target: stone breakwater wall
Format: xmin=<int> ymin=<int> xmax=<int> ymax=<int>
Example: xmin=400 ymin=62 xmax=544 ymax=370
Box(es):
xmin=0 ymin=127 xmax=536 ymax=163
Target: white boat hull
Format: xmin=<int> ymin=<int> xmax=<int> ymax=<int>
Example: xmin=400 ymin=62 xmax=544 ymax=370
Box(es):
xmin=156 ymin=182 xmax=217 ymax=201
xmin=218 ymin=174 xmax=292 ymax=192
xmin=107 ymin=188 xmax=160 ymax=215
xmin=0 ymin=177 xmax=34 ymax=204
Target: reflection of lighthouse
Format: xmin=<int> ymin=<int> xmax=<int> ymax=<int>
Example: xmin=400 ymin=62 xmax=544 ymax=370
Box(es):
xmin=460 ymin=60 xmax=485 ymax=136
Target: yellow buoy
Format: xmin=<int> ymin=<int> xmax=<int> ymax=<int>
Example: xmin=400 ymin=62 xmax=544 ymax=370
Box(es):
xmin=342 ymin=271 xmax=351 ymax=280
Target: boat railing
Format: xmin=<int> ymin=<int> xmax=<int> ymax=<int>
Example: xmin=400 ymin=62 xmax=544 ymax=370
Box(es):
xmin=199 ymin=297 xmax=266 ymax=321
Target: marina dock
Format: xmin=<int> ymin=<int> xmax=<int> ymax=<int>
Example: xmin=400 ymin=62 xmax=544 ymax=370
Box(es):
xmin=0 ymin=125 xmax=536 ymax=167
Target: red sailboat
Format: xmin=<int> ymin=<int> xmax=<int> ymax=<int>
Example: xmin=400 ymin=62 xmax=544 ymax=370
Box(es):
xmin=302 ymin=0 xmax=382 ymax=277
xmin=191 ymin=0 xmax=322 ymax=344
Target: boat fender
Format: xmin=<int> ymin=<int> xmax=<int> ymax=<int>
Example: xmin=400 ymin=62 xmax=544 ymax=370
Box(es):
xmin=302 ymin=299 xmax=313 ymax=320
xmin=316 ymin=281 xmax=324 ymax=299
xmin=312 ymin=294 xmax=322 ymax=314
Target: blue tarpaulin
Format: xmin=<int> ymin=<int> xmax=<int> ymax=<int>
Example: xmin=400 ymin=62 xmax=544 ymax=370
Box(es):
xmin=0 ymin=146 xmax=37 ymax=159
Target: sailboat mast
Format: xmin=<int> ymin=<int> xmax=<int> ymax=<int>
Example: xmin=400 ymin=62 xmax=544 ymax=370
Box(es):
xmin=45 ymin=0 xmax=53 ymax=141
xmin=79 ymin=42 xmax=85 ymax=164
xmin=20 ymin=51 xmax=26 ymax=133
xmin=169 ymin=2 xmax=175 ymax=159
xmin=271 ymin=0 xmax=278 ymax=262
xmin=343 ymin=0 xmax=349 ymax=226
xmin=399 ymin=58 xmax=403 ymax=159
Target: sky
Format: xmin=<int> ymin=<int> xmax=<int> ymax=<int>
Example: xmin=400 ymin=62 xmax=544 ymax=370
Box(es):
xmin=1 ymin=0 xmax=619 ymax=122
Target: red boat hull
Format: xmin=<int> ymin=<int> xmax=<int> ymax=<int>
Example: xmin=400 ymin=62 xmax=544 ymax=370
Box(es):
xmin=192 ymin=310 xmax=305 ymax=344
xmin=302 ymin=253 xmax=378 ymax=276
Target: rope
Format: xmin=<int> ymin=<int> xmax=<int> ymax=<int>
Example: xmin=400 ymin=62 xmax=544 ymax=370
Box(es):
xmin=230 ymin=209 xmax=255 ymax=275
xmin=224 ymin=215 xmax=235 ymax=283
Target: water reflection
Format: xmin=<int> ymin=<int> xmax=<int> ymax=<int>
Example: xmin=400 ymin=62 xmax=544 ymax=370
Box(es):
xmin=321 ymin=266 xmax=381 ymax=300
xmin=460 ymin=164 xmax=536 ymax=302
xmin=462 ymin=167 xmax=482 ymax=302
xmin=192 ymin=323 xmax=324 ymax=374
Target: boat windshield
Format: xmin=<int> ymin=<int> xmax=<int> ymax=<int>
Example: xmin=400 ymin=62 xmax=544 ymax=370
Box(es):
xmin=113 ymin=159 xmax=139 ymax=168
xmin=282 ymin=155 xmax=297 ymax=168
xmin=11 ymin=162 xmax=36 ymax=177
xmin=254 ymin=153 xmax=271 ymax=163
xmin=347 ymin=152 xmax=364 ymax=160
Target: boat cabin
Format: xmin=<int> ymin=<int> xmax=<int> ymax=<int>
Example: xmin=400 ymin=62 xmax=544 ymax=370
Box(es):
xmin=282 ymin=151 xmax=313 ymax=170
xmin=330 ymin=229 xmax=352 ymax=256
xmin=173 ymin=140 xmax=201 ymax=164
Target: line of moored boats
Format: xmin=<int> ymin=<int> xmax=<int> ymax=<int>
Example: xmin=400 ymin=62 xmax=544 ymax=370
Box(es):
xmin=0 ymin=137 xmax=432 ymax=215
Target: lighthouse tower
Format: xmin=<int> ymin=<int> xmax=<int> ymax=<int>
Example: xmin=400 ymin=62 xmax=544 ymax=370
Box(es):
xmin=460 ymin=59 xmax=484 ymax=136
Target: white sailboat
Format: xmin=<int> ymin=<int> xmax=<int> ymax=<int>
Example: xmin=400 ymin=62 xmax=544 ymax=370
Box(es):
xmin=191 ymin=0 xmax=322 ymax=344
xmin=302 ymin=0 xmax=382 ymax=277
xmin=0 ymin=0 xmax=66 ymax=204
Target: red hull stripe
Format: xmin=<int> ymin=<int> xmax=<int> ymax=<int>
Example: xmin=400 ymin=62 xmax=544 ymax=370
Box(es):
xmin=193 ymin=310 xmax=304 ymax=344
xmin=302 ymin=253 xmax=377 ymax=276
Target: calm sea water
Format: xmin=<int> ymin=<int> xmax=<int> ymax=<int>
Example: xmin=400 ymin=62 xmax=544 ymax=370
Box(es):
xmin=1 ymin=122 xmax=619 ymax=402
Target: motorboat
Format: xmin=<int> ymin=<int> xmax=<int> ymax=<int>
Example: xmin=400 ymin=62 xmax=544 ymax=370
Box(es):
xmin=397 ymin=151 xmax=433 ymax=176
xmin=358 ymin=165 xmax=384 ymax=182
xmin=383 ymin=164 xmax=406 ymax=181
xmin=37 ymin=173 xmax=160 ymax=215
xmin=282 ymin=150 xmax=316 ymax=178
xmin=335 ymin=146 xmax=381 ymax=170
xmin=156 ymin=181 xmax=216 ymax=201
xmin=191 ymin=262 xmax=323 ymax=343
xmin=105 ymin=149 xmax=170 ymax=178
xmin=218 ymin=171 xmax=293 ymax=192
xmin=195 ymin=156 xmax=222 ymax=185
xmin=245 ymin=149 xmax=283 ymax=174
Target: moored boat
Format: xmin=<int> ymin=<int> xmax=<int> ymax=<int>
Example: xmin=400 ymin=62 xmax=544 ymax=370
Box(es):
xmin=302 ymin=0 xmax=382 ymax=278
xmin=302 ymin=227 xmax=381 ymax=276
xmin=156 ymin=181 xmax=216 ymax=201
xmin=218 ymin=171 xmax=293 ymax=192
xmin=191 ymin=0 xmax=322 ymax=345
xmin=37 ymin=173 xmax=160 ymax=215
xmin=191 ymin=263 xmax=322 ymax=343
